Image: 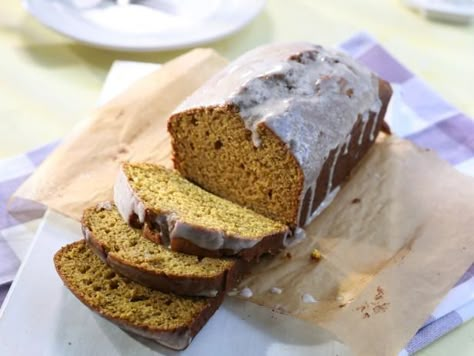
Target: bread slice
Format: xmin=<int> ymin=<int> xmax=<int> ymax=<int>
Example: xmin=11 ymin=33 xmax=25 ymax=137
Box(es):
xmin=82 ymin=202 xmax=246 ymax=296
xmin=114 ymin=163 xmax=291 ymax=262
xmin=54 ymin=241 xmax=223 ymax=350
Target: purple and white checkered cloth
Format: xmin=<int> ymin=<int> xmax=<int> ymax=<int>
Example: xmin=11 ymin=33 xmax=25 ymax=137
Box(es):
xmin=0 ymin=33 xmax=473 ymax=354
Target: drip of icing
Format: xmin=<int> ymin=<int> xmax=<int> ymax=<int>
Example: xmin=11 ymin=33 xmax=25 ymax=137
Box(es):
xmin=283 ymin=227 xmax=306 ymax=247
xmin=327 ymin=145 xmax=342 ymax=194
xmin=343 ymin=133 xmax=351 ymax=155
xmin=357 ymin=111 xmax=370 ymax=145
xmin=369 ymin=112 xmax=379 ymax=141
xmin=306 ymin=186 xmax=341 ymax=226
xmin=114 ymin=167 xmax=146 ymax=224
xmin=302 ymin=293 xmax=318 ymax=303
xmin=239 ymin=288 xmax=253 ymax=298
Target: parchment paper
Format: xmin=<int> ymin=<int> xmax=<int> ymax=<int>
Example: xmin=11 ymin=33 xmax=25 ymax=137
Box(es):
xmin=13 ymin=49 xmax=474 ymax=355
xmin=239 ymin=134 xmax=474 ymax=355
xmin=14 ymin=48 xmax=228 ymax=220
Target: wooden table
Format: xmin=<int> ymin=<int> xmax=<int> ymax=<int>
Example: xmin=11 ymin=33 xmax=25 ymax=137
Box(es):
xmin=0 ymin=1 xmax=473 ymax=354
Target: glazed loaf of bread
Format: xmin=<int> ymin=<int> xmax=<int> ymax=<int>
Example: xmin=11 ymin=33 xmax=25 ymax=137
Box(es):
xmin=168 ymin=42 xmax=392 ymax=228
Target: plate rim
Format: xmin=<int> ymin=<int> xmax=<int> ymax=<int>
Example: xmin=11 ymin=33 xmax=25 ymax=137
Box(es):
xmin=22 ymin=0 xmax=267 ymax=52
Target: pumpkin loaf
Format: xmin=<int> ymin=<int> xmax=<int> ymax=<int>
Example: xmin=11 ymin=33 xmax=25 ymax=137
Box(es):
xmin=168 ymin=42 xmax=392 ymax=228
xmin=114 ymin=163 xmax=291 ymax=261
xmin=54 ymin=241 xmax=223 ymax=350
xmin=82 ymin=202 xmax=246 ymax=296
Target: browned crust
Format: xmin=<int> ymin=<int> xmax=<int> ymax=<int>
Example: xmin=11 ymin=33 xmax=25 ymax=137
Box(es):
xmin=301 ymin=78 xmax=393 ymax=225
xmin=378 ymin=79 xmax=393 ymax=135
xmin=53 ymin=241 xmax=224 ymax=351
xmin=142 ymin=222 xmax=162 ymax=244
xmin=168 ymin=232 xmax=286 ymax=263
xmin=81 ymin=215 xmax=247 ymax=297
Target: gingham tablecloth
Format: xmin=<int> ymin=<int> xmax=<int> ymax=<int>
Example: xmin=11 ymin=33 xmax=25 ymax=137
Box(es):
xmin=0 ymin=33 xmax=473 ymax=355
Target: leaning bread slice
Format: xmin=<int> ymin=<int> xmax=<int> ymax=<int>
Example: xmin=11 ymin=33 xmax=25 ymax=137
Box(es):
xmin=54 ymin=241 xmax=223 ymax=351
xmin=82 ymin=202 xmax=246 ymax=296
xmin=114 ymin=163 xmax=291 ymax=262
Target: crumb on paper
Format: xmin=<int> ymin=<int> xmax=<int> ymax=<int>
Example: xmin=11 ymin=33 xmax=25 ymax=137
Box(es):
xmin=351 ymin=198 xmax=361 ymax=204
xmin=270 ymin=287 xmax=283 ymax=295
xmin=356 ymin=302 xmax=369 ymax=313
xmin=373 ymin=302 xmax=390 ymax=314
xmin=310 ymin=248 xmax=322 ymax=261
xmin=239 ymin=287 xmax=253 ymax=298
xmin=285 ymin=252 xmax=292 ymax=259
xmin=356 ymin=286 xmax=390 ymax=319
xmin=375 ymin=286 xmax=384 ymax=300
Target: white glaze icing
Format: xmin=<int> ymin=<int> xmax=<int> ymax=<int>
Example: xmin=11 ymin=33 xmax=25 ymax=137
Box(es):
xmin=327 ymin=145 xmax=342 ymax=194
xmin=306 ymin=186 xmax=341 ymax=226
xmin=82 ymin=226 xmax=92 ymax=241
xmin=302 ymin=293 xmax=317 ymax=304
xmin=170 ymin=221 xmax=261 ymax=252
xmin=282 ymin=227 xmax=306 ymax=247
xmin=239 ymin=287 xmax=253 ymax=298
xmin=270 ymin=287 xmax=283 ymax=295
xmin=357 ymin=111 xmax=370 ymax=145
xmin=343 ymin=133 xmax=351 ymax=155
xmin=369 ymin=111 xmax=380 ymax=141
xmin=114 ymin=167 xmax=146 ymax=225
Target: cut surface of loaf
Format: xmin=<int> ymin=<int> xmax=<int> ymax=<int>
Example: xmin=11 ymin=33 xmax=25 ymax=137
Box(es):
xmin=168 ymin=42 xmax=393 ymax=227
xmin=54 ymin=241 xmax=223 ymax=351
xmin=82 ymin=202 xmax=245 ymax=296
xmin=114 ymin=163 xmax=290 ymax=261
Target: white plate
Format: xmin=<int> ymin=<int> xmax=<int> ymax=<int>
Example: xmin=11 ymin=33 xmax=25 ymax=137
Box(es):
xmin=23 ymin=0 xmax=266 ymax=51
xmin=0 ymin=210 xmax=350 ymax=356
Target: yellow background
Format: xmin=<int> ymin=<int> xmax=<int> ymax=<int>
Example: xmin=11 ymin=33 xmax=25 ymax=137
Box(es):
xmin=0 ymin=1 xmax=473 ymax=354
